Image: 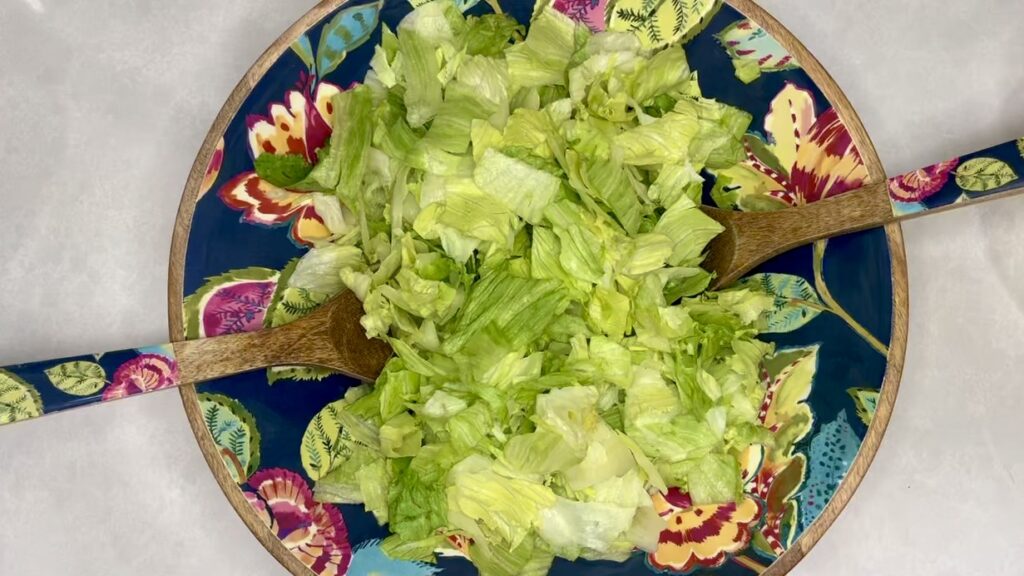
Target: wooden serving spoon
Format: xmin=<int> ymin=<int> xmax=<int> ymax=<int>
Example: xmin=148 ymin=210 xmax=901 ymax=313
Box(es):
xmin=1 ymin=138 xmax=1021 ymax=426
xmin=0 ymin=290 xmax=392 ymax=426
xmin=703 ymin=136 xmax=1024 ymax=289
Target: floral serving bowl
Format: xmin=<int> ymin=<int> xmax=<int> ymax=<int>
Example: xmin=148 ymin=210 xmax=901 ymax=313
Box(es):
xmin=168 ymin=0 xmax=907 ymax=574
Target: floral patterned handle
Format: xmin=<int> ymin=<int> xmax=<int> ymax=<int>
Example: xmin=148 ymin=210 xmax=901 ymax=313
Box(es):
xmin=0 ymin=344 xmax=179 ymax=426
xmin=888 ymin=137 xmax=1024 ymax=216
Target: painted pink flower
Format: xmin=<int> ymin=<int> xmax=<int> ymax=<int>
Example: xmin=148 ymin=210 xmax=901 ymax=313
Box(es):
xmin=219 ymin=75 xmax=342 ymax=246
xmin=887 ymin=157 xmax=960 ymax=202
xmin=244 ymin=468 xmax=352 ymax=576
xmin=102 ymin=354 xmax=180 ymax=400
xmin=552 ymin=0 xmax=607 ymax=32
xmin=201 ymin=280 xmax=276 ymax=337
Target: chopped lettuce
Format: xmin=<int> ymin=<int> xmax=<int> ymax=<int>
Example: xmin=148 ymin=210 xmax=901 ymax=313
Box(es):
xmin=306 ymin=2 xmax=776 ymax=574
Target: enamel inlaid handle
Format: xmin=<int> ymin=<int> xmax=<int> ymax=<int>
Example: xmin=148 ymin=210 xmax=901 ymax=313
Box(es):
xmin=0 ymin=345 xmax=181 ymax=426
xmin=887 ymin=137 xmax=1024 ymax=216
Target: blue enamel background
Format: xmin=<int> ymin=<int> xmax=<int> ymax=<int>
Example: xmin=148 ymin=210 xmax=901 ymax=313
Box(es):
xmin=179 ymin=2 xmax=897 ymax=574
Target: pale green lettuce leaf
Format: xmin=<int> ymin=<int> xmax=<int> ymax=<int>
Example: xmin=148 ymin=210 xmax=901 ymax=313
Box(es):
xmin=505 ymin=8 xmax=579 ymax=89
xmin=629 ymin=44 xmax=691 ymax=104
xmin=653 ymin=197 xmax=725 ymax=266
xmin=397 ymin=18 xmax=445 ymax=127
xmin=288 ymin=245 xmax=365 ymax=294
xmin=446 ymin=455 xmax=557 ymax=548
xmin=474 ymin=148 xmax=562 ymax=223
xmin=380 ymin=412 xmax=423 ymax=457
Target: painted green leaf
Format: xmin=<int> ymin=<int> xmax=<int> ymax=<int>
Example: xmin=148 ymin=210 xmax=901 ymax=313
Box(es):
xmin=954 ymin=157 xmax=1018 ymax=192
xmin=1017 ymin=137 xmax=1024 ymax=158
xmin=608 ymin=0 xmax=721 ymax=49
xmin=710 ymin=135 xmax=791 ymax=212
xmin=269 ymin=287 xmax=331 ymax=328
xmin=799 ymin=410 xmax=860 ymax=532
xmin=738 ymin=273 xmax=823 ymax=333
xmin=265 ymin=258 xmax=336 ymax=384
xmin=198 ymin=393 xmax=262 ymax=483
xmin=770 ymin=457 xmax=805 ymax=551
xmin=301 ymin=399 xmax=354 ymax=481
xmin=0 ymin=369 xmax=43 ymax=424
xmin=763 ymin=346 xmax=818 ymax=460
xmin=751 ymin=527 xmax=775 ymax=559
xmin=316 ymin=3 xmax=380 ymax=78
xmin=752 ymin=454 xmax=805 ymax=558
xmin=291 ymin=34 xmax=316 ymax=72
xmin=44 ymin=361 xmax=106 ymax=396
xmin=847 ymin=387 xmax=879 ymax=426
xmin=268 ymin=365 xmax=335 ymax=385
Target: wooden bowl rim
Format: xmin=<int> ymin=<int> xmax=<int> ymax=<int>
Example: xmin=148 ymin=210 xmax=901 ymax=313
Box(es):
xmin=167 ymin=1 xmax=908 ymax=574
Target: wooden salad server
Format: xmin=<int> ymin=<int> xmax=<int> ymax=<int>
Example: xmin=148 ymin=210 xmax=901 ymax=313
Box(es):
xmin=0 ymin=291 xmax=392 ymax=426
xmin=703 ymin=136 xmax=1024 ymax=288
xmin=2 ymin=138 xmax=1022 ymax=426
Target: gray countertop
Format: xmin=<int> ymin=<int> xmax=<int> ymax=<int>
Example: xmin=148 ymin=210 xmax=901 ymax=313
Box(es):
xmin=1 ymin=0 xmax=1022 ymax=574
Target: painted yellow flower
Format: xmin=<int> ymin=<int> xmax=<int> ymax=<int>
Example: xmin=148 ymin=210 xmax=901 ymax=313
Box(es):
xmin=713 ymin=82 xmax=869 ymax=210
xmin=647 ymin=488 xmax=763 ymax=573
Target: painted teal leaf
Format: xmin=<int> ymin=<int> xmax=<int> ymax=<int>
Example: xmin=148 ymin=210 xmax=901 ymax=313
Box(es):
xmin=0 ymin=369 xmax=43 ymax=424
xmin=739 ymin=273 xmax=823 ymax=333
xmin=716 ymin=18 xmax=798 ymax=83
xmin=198 ymin=393 xmax=262 ymax=483
xmin=292 ymin=34 xmax=315 ymax=72
xmin=890 ymin=199 xmax=926 ymax=217
xmin=798 ymin=410 xmax=860 ymax=532
xmin=44 ymin=361 xmax=106 ymax=396
xmin=317 ymin=3 xmax=380 ymax=78
xmin=847 ymin=387 xmax=879 ymax=426
xmin=955 ymin=157 xmax=1018 ymax=192
xmin=348 ymin=540 xmax=441 ymax=576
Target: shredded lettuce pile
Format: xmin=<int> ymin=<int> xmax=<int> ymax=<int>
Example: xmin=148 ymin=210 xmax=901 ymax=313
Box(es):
xmin=274 ymin=2 xmax=778 ymax=574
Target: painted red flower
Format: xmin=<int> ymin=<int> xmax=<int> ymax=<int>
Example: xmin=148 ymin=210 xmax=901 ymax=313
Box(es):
xmin=219 ymin=76 xmax=342 ymax=246
xmin=887 ymin=158 xmax=960 ymax=202
xmin=244 ymin=468 xmax=352 ymax=576
xmin=102 ymin=353 xmax=180 ymax=400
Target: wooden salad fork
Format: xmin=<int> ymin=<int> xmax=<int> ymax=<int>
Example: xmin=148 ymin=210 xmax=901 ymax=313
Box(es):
xmin=1 ymin=138 xmax=1022 ymax=426
xmin=703 ymin=136 xmax=1024 ymax=288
